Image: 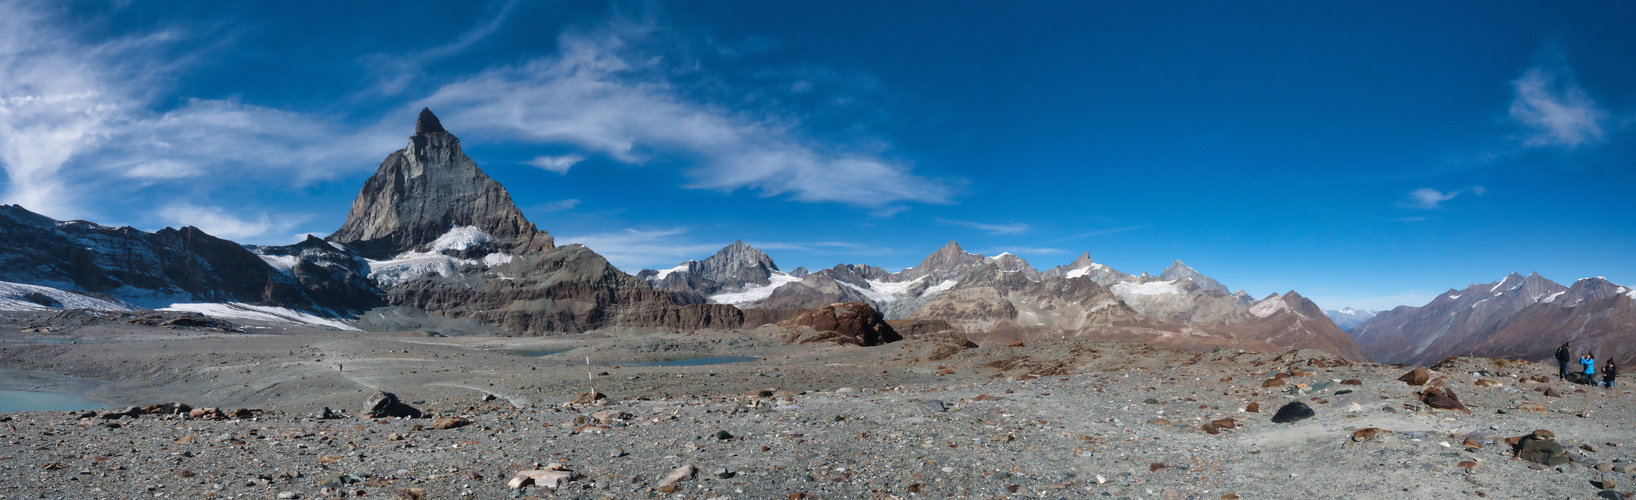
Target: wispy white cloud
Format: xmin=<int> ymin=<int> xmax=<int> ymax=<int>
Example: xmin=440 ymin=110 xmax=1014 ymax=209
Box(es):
xmin=557 ymin=227 xmax=726 ymax=273
xmin=1045 ymin=226 xmax=1142 ymax=243
xmin=1402 ymin=186 xmax=1485 ymax=209
xmin=0 ymin=1 xmax=398 ymax=233
xmin=524 ymin=154 xmax=584 ymax=174
xmin=936 ymin=218 xmax=1029 ymax=235
xmin=417 ymin=27 xmax=951 ymax=210
xmin=361 ymin=0 xmax=517 ymax=95
xmin=1508 ymin=64 xmax=1607 ymax=149
xmin=155 ymin=202 xmax=305 ymax=241
xmin=538 ymin=198 xmax=580 ymax=211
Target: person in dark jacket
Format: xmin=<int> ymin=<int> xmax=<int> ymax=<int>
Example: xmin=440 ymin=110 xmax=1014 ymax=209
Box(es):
xmin=1604 ymin=360 xmax=1618 ymax=389
xmin=1556 ymin=342 xmax=1572 ymax=380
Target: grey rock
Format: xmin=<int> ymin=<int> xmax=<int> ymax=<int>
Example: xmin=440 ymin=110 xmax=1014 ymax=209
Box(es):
xmin=364 ymin=391 xmax=422 ymax=419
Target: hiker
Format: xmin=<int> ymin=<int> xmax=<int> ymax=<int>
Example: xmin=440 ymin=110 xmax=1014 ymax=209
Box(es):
xmin=1557 ymin=342 xmax=1572 ymax=380
xmin=1604 ymin=360 xmax=1618 ymax=389
xmin=1581 ymin=353 xmax=1597 ymax=385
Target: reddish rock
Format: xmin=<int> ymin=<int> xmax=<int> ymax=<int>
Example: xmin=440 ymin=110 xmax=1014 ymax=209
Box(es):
xmin=1398 ymin=367 xmax=1431 ymax=386
xmin=1340 ymin=379 xmax=1363 ymax=386
xmin=432 ymin=417 xmax=471 ymax=430
xmin=779 ymin=302 xmax=902 ymax=346
xmin=1421 ymin=387 xmax=1468 ymax=411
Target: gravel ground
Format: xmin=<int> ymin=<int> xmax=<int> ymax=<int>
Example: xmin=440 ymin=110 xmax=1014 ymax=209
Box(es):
xmin=2 ymin=313 xmax=1634 ymax=499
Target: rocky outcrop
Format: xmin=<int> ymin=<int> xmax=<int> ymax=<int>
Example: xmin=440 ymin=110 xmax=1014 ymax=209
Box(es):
xmin=1038 ymin=252 xmax=1132 ymax=286
xmin=329 ymin=108 xmax=551 ymax=259
xmin=909 ymin=263 xmax=1145 ymax=337
xmin=898 ymin=241 xmax=988 ymax=283
xmin=778 ymin=302 xmax=901 ymax=346
xmin=1350 ymin=272 xmax=1567 ymax=365
xmin=637 ymin=241 xmax=781 ymax=298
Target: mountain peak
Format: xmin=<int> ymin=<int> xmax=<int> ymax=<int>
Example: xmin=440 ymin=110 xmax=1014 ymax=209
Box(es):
xmin=1158 ymin=259 xmax=1227 ymax=293
xmin=415 ymin=107 xmax=445 ymax=135
xmin=329 ymin=110 xmax=548 ymax=258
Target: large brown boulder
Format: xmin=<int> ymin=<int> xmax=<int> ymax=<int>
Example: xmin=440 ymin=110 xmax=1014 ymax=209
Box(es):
xmin=1398 ymin=367 xmax=1431 ymax=386
xmin=1515 ymin=429 xmax=1569 ymax=465
xmin=779 ymin=302 xmax=902 ymax=346
xmin=1421 ymin=387 xmax=1468 ymax=411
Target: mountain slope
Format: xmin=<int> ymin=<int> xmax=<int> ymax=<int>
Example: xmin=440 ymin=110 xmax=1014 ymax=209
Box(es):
xmin=1466 ymin=277 xmax=1636 ymax=366
xmin=1349 ymin=272 xmax=1566 ymax=365
xmin=1324 ymin=308 xmax=1377 ymax=331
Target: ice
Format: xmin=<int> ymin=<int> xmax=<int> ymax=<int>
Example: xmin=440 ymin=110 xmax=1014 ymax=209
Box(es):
xmin=1489 ymin=275 xmax=1516 ymax=293
xmin=1064 ymin=263 xmax=1108 ymax=279
xmin=838 ymin=277 xmax=925 ymax=303
xmin=1541 ymin=291 xmax=1567 ymax=303
xmin=161 ymin=303 xmax=361 ymax=331
xmin=481 ymin=253 xmax=514 ymax=266
xmin=425 ymin=226 xmax=492 ymax=253
xmin=1111 ymin=280 xmax=1180 ymax=296
xmin=1445 ymin=294 xmax=1462 ymax=300
xmin=708 ymin=272 xmax=802 ymax=305
xmin=0 ymin=281 xmax=136 ymax=311
xmin=923 ymin=279 xmax=958 ymax=295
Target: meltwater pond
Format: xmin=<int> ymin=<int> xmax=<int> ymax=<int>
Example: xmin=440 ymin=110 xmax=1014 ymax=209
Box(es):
xmin=0 ymin=390 xmax=108 ymax=412
xmin=616 ymin=356 xmax=759 ymax=367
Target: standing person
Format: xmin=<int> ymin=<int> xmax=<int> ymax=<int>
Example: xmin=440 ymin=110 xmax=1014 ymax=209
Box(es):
xmin=1604 ymin=360 xmax=1618 ymax=389
xmin=1557 ymin=342 xmax=1572 ymax=380
xmin=1581 ymin=353 xmax=1597 ymax=385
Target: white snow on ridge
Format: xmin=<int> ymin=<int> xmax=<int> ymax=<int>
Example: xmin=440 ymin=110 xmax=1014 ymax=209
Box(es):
xmin=1541 ymin=291 xmax=1567 ymax=304
xmin=1110 ymin=280 xmax=1180 ymax=296
xmin=653 ymin=263 xmax=690 ymax=280
xmin=708 ymin=272 xmax=802 ymax=305
xmin=161 ymin=303 xmax=360 ymax=331
xmin=1064 ymin=263 xmax=1107 ymax=279
xmin=1489 ymin=276 xmax=1515 ymax=293
xmin=0 ymin=281 xmax=135 ymax=311
xmin=364 ymin=226 xmax=512 ymax=286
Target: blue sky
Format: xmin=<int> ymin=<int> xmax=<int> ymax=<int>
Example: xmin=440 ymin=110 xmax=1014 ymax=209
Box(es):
xmin=2 ymin=1 xmax=1633 ymax=311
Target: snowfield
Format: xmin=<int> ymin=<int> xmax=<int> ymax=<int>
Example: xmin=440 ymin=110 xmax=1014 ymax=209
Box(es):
xmin=708 ymin=272 xmax=802 ymax=305
xmin=364 ymin=226 xmax=513 ymax=286
xmin=1111 ymin=280 xmax=1181 ymax=297
xmin=0 ymin=281 xmax=136 ymax=312
xmin=161 ymin=303 xmax=360 ymax=331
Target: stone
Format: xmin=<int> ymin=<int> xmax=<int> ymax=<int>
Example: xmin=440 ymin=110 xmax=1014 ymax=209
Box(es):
xmin=507 ymin=470 xmax=574 ymax=489
xmin=571 ymin=391 xmax=607 ymax=405
xmin=746 ymin=389 xmax=774 ymax=398
xmin=364 ymin=392 xmax=422 ymax=419
xmin=318 ymin=407 xmax=341 ymax=419
xmin=1515 ymin=429 xmax=1570 ymax=466
xmin=1261 ymin=378 xmax=1285 ymax=388
xmin=1340 ymin=379 xmax=1363 ymax=386
xmin=1270 ymin=402 xmax=1315 ymax=423
xmin=276 ymin=492 xmax=299 ymax=499
xmin=1540 ymin=386 xmax=1563 ymax=397
xmin=1595 ymin=476 xmax=1617 ymax=489
xmin=1457 ymin=461 xmax=1477 ymax=469
xmin=431 ymin=417 xmax=469 ymax=430
xmin=1474 ymin=379 xmax=1502 ymax=387
xmin=481 ymin=393 xmax=497 ymax=402
xmin=1595 ymin=490 xmax=1621 ymax=500
xmin=592 ymin=410 xmax=631 ymax=423
xmin=610 ymin=448 xmax=626 ymax=458
xmin=714 ymin=430 xmax=734 ymax=440
xmin=657 ymin=465 xmax=696 ymax=493
xmin=922 ymin=400 xmax=947 ymax=414
xmin=714 ymin=467 xmax=734 ymax=479
xmin=778 ymin=302 xmax=902 ymax=346
xmin=1421 ymin=387 xmax=1468 ymax=411
xmin=1351 ymin=428 xmax=1388 ymax=443
xmin=1398 ymin=367 xmax=1431 ymax=386
xmin=1244 ymin=402 xmax=1260 ymax=412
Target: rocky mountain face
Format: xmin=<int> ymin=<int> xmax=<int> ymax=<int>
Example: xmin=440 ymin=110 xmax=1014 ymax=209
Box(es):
xmin=1323 ymin=307 xmax=1377 ymax=331
xmin=908 ymin=262 xmax=1145 ymax=338
xmin=636 ymin=241 xmax=782 ymax=301
xmin=1226 ymin=291 xmax=1373 ymax=362
xmin=329 ymin=108 xmax=551 ymax=260
xmin=0 ymin=205 xmax=373 ymax=315
xmin=1349 ymin=272 xmax=1567 ymax=365
xmin=1465 ymin=277 xmax=1636 ymax=366
xmin=1038 ymin=252 xmax=1132 ymax=285
xmin=1158 ymin=260 xmax=1228 ymax=293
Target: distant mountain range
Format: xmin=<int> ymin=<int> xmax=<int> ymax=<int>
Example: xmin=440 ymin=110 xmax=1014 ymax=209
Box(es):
xmin=0 ymin=108 xmax=1625 ymax=366
xmin=1323 ymin=308 xmax=1378 ymax=331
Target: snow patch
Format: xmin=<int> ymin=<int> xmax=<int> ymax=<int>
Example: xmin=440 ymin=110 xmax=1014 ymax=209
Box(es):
xmin=1249 ymin=297 xmax=1290 ymax=318
xmin=364 ymin=226 xmax=509 ymax=286
xmin=708 ymin=272 xmax=802 ymax=305
xmin=1445 ymin=294 xmax=1462 ymax=300
xmin=1110 ymin=280 xmax=1181 ymax=296
xmin=425 ymin=226 xmax=492 ymax=253
xmin=0 ymin=281 xmax=135 ymax=311
xmin=924 ymin=279 xmax=958 ymax=295
xmin=481 ymin=253 xmax=514 ymax=267
xmin=653 ymin=263 xmax=690 ymax=280
xmin=1064 ymin=262 xmax=1108 ymax=279
xmin=160 ymin=303 xmax=360 ymax=331
xmin=1541 ymin=291 xmax=1566 ymax=303
xmin=258 ymin=254 xmax=300 ymax=276
xmin=1489 ymin=275 xmax=1515 ymax=293
xmin=837 ymin=277 xmax=927 ymax=304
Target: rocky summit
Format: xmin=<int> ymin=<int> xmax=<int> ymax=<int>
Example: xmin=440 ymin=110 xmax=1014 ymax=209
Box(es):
xmin=329 ymin=108 xmax=551 ymax=259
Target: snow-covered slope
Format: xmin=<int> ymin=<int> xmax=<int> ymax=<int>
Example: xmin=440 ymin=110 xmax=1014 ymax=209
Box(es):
xmin=365 ymin=226 xmax=516 ymax=286
xmin=0 ymin=281 xmax=135 ymax=312
xmin=161 ymin=303 xmax=361 ymax=331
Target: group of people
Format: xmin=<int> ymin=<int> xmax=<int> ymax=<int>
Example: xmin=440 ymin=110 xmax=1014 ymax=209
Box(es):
xmin=1556 ymin=342 xmax=1617 ymax=388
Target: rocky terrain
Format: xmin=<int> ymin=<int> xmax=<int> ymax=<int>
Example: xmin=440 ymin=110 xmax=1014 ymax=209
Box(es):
xmin=5 ymin=311 xmax=1636 ymax=499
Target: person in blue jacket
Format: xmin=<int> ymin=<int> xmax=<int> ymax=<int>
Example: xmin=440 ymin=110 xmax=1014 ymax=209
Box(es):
xmin=1580 ymin=353 xmax=1597 ymax=385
